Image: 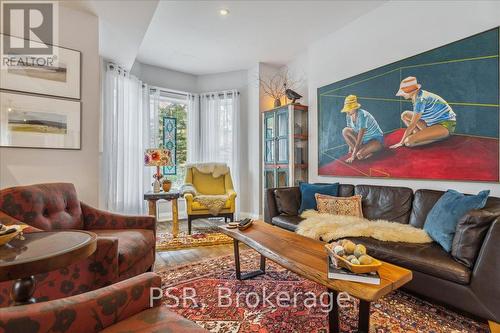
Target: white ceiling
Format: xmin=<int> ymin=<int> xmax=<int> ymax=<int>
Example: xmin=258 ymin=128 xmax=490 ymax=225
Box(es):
xmin=137 ymin=1 xmax=385 ymax=75
xmin=64 ymin=0 xmax=385 ymax=74
xmin=62 ymin=0 xmax=159 ymax=69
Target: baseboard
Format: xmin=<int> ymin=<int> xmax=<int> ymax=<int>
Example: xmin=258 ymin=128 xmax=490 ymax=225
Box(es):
xmin=239 ymin=212 xmax=261 ymax=220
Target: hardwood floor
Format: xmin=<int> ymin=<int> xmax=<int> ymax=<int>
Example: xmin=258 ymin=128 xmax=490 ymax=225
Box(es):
xmin=154 ymin=217 xmax=242 ymax=270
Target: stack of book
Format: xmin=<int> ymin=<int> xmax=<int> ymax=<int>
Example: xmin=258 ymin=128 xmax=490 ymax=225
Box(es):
xmin=327 ymin=255 xmax=380 ymax=285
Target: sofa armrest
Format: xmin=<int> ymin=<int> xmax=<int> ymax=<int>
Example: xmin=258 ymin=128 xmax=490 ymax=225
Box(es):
xmin=470 ymin=219 xmax=500 ymax=322
xmin=81 ymin=202 xmax=155 ymax=232
xmin=264 ymin=188 xmax=280 ymax=223
xmin=0 ymin=272 xmax=161 ymax=333
xmin=0 ymin=210 xmax=41 ymax=233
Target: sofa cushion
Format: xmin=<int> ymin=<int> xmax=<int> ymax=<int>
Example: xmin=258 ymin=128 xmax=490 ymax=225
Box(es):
xmin=409 ymin=189 xmax=444 ymax=229
xmin=92 ymin=229 xmax=155 ymax=274
xmin=274 ymin=187 xmax=301 ymax=215
xmin=271 ymin=215 xmax=304 ymax=232
xmin=354 ymin=185 xmax=413 ymax=224
xmin=338 ymin=184 xmax=354 ymax=197
xmin=0 ymin=183 xmax=83 ymax=231
xmin=347 ymin=237 xmax=471 ymax=284
xmin=451 ymin=210 xmax=498 ymax=268
xmin=102 ymin=306 xmax=208 ymax=333
xmin=424 ymin=189 xmax=489 ymax=252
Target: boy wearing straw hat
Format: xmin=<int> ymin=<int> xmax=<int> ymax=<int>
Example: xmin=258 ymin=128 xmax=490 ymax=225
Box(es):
xmin=341 ymin=95 xmax=384 ymax=163
xmin=390 ymin=76 xmax=456 ymax=149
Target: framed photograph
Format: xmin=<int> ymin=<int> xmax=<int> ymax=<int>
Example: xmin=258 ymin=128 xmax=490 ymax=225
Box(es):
xmin=0 ymin=92 xmax=81 ymax=149
xmin=0 ymin=34 xmax=81 ymax=99
xmin=317 ymin=27 xmax=499 ymax=182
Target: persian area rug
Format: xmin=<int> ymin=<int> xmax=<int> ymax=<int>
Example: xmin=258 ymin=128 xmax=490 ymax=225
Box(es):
xmin=156 ymin=250 xmax=489 ymax=333
xmin=156 ymin=227 xmax=233 ymax=251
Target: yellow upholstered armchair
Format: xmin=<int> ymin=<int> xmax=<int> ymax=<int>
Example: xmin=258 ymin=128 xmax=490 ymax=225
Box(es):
xmin=182 ymin=163 xmax=237 ymax=234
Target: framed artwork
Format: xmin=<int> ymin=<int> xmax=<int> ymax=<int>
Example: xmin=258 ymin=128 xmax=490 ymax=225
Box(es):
xmin=0 ymin=92 xmax=81 ymax=149
xmin=162 ymin=116 xmax=177 ymax=175
xmin=0 ymin=34 xmax=81 ymax=99
xmin=318 ymin=27 xmax=499 ymax=182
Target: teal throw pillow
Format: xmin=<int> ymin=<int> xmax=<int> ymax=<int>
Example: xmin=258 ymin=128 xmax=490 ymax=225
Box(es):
xmin=424 ymin=189 xmax=489 ymax=252
xmin=299 ymin=182 xmax=339 ymax=213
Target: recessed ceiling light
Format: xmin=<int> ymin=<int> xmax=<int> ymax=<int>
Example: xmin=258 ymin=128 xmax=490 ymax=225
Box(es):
xmin=219 ymin=8 xmax=229 ymax=16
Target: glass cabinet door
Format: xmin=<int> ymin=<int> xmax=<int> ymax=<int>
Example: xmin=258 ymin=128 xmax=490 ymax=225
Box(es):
xmin=264 ymin=169 xmax=276 ymax=189
xmin=276 ymin=108 xmax=289 ymax=164
xmin=264 ymin=113 xmax=275 ymax=164
xmin=276 ymin=168 xmax=289 ymax=187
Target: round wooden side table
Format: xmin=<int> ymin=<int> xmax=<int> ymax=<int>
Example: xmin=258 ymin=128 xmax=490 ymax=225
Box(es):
xmin=0 ymin=230 xmax=97 ymax=305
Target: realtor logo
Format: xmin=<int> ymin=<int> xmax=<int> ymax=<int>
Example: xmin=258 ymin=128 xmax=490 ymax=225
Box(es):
xmin=1 ymin=1 xmax=58 ymax=55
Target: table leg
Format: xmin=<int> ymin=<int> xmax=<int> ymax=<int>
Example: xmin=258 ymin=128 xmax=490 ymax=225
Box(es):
xmin=328 ymin=289 xmax=339 ymax=333
xmin=358 ymin=300 xmax=371 ymax=333
xmin=148 ymin=199 xmax=158 ymax=218
xmin=171 ymin=198 xmax=179 ymax=237
xmin=233 ymin=239 xmax=266 ymax=280
xmin=12 ymin=276 xmax=36 ymax=305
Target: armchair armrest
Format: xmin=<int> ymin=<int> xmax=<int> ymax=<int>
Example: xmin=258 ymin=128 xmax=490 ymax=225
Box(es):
xmin=0 ymin=272 xmax=161 ymax=333
xmin=0 ymin=210 xmax=41 ymax=233
xmin=470 ymin=219 xmax=500 ymax=322
xmin=81 ymin=202 xmax=155 ymax=232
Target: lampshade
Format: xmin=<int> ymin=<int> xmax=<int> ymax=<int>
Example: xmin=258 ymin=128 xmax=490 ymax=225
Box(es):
xmin=144 ymin=148 xmax=173 ymax=167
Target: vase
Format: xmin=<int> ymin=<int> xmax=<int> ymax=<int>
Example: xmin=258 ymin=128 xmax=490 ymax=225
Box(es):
xmin=162 ymin=180 xmax=172 ymax=192
xmin=274 ymin=98 xmax=281 ymax=107
xmin=153 ymin=180 xmax=161 ymax=193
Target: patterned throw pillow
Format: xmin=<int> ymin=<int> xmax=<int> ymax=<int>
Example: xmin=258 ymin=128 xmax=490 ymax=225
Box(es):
xmin=315 ymin=194 xmax=364 ymax=217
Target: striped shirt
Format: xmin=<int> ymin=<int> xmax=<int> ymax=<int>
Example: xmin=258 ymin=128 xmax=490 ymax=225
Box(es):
xmin=413 ymin=90 xmax=456 ymax=126
xmin=346 ymin=109 xmax=383 ymax=144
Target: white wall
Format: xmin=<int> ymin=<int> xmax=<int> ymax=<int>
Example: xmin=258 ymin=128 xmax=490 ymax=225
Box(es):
xmin=287 ymin=0 xmax=500 ymax=196
xmin=131 ymin=61 xmax=197 ymax=92
xmin=0 ymin=6 xmax=100 ymax=205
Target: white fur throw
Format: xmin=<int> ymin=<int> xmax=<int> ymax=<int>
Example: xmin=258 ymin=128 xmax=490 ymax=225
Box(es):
xmin=296 ymin=210 xmax=433 ymax=243
xmin=187 ymin=163 xmax=229 ymax=178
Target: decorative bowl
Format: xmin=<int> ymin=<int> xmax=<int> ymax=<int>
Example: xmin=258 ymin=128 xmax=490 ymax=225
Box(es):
xmin=325 ymin=242 xmax=382 ymax=274
xmin=0 ymin=225 xmax=28 ymax=246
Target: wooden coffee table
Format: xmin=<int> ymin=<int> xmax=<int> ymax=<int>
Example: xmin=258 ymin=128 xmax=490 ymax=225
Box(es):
xmin=0 ymin=230 xmax=97 ymax=305
xmin=219 ymin=221 xmax=412 ymax=333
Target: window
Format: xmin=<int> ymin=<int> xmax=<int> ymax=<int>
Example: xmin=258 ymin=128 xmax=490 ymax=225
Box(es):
xmin=153 ymin=94 xmax=188 ymax=189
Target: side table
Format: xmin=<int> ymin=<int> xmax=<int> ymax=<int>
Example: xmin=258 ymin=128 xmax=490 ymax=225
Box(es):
xmin=0 ymin=230 xmax=97 ymax=305
xmin=144 ymin=190 xmax=181 ymax=237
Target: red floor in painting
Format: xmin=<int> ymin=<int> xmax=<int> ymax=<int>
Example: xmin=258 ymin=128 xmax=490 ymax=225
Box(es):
xmin=319 ymin=129 xmax=499 ymax=181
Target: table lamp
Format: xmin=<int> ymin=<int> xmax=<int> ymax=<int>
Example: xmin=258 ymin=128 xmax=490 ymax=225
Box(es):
xmin=144 ymin=148 xmax=173 ymax=193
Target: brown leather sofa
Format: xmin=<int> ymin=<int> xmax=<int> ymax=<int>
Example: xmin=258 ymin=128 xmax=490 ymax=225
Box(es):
xmin=265 ymin=184 xmax=500 ymax=323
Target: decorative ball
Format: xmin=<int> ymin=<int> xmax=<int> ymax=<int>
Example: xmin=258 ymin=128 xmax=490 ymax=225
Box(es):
xmin=354 ymin=244 xmax=367 ymax=258
xmin=358 ymin=255 xmax=373 ymax=265
xmin=343 ymin=241 xmax=356 ymax=254
xmin=346 ymin=255 xmax=357 ymax=262
xmin=333 ymin=245 xmax=345 ymax=256
xmin=350 ymin=258 xmax=360 ymax=265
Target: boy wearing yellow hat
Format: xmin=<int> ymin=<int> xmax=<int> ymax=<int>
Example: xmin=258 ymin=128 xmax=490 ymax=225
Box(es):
xmin=341 ymin=95 xmax=384 ymax=163
xmin=390 ymin=76 xmax=456 ymax=148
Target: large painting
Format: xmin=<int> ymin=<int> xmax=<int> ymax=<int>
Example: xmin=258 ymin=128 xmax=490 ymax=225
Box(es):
xmin=318 ymin=28 xmax=499 ymax=182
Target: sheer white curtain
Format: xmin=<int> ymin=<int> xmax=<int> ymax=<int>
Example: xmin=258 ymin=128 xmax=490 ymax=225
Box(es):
xmin=101 ymin=63 xmax=151 ymax=214
xmin=199 ymin=90 xmax=240 ymax=216
xmin=186 ymin=93 xmax=200 ymax=163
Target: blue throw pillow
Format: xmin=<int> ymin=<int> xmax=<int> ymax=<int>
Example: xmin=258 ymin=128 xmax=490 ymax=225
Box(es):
xmin=299 ymin=182 xmax=339 ymax=213
xmin=424 ymin=189 xmax=490 ymax=252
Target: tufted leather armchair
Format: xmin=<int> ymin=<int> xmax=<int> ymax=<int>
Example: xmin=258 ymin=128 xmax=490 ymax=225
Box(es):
xmin=0 ymin=183 xmax=156 ymax=308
